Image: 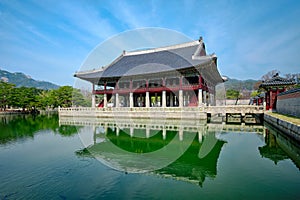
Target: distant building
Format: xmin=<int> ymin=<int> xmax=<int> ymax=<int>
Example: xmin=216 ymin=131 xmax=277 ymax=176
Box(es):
xmin=75 ymin=37 xmax=224 ymax=108
xmin=259 ymin=74 xmax=295 ymax=110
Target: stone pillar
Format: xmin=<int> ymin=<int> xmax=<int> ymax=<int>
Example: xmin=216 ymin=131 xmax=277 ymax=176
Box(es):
xmin=183 ymin=92 xmax=186 ymax=106
xmin=198 ymin=131 xmax=203 ymax=143
xmin=162 ymin=91 xmax=166 ymax=107
xmin=126 ymin=95 xmax=129 ymax=107
xmin=162 ymin=128 xmax=166 ymax=140
xmin=116 ymin=126 xmax=120 ymax=136
xmin=92 ymin=94 xmax=96 ymax=108
xmin=198 ymin=89 xmax=203 ymax=107
xmin=146 ymin=91 xmax=150 ymax=108
xmin=209 ymin=93 xmax=212 ymax=106
xmin=115 ymin=93 xmax=119 ymax=107
xmin=179 ymin=128 xmax=183 ymax=141
xmin=104 ymin=93 xmax=107 ymax=108
xmin=129 ymin=92 xmax=133 ymax=108
xmin=130 ymin=127 xmax=134 ymax=137
xmin=146 ymin=127 xmax=150 ymax=138
xmin=179 ymin=90 xmax=183 ymax=107
xmin=170 ymin=92 xmax=174 ymax=107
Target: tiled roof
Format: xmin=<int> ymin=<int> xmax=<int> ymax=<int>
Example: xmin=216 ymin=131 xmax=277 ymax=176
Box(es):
xmin=260 ymin=76 xmax=295 ymax=88
xmin=75 ymin=39 xmax=221 ymax=83
xmin=277 ymin=88 xmax=300 ymax=96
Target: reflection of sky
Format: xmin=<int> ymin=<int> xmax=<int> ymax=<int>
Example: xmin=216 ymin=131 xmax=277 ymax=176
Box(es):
xmin=1 ymin=117 xmax=300 ymax=199
xmin=77 ymin=126 xmax=95 ymax=147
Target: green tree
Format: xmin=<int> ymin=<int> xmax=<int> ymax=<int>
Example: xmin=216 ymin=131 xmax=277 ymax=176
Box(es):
xmin=0 ymin=81 xmax=15 ymax=110
xmin=0 ymin=84 xmax=91 ymax=111
xmin=72 ymin=88 xmax=91 ymax=107
xmin=46 ymin=86 xmax=91 ymax=108
xmin=53 ymin=86 xmax=73 ymax=107
xmin=250 ymin=90 xmax=261 ymax=97
xmin=36 ymin=90 xmax=53 ymax=109
xmin=11 ymin=87 xmax=42 ymax=110
xmin=226 ymin=89 xmax=240 ymax=100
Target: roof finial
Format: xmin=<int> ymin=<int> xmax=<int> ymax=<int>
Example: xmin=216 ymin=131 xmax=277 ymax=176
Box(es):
xmin=199 ymin=36 xmax=203 ymax=42
xmin=122 ymin=50 xmax=126 ymax=55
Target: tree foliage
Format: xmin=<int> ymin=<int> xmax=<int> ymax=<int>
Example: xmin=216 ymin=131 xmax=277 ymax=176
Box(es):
xmin=0 ymin=82 xmax=15 ymax=110
xmin=250 ymin=90 xmax=261 ymax=97
xmin=0 ymin=81 xmax=91 ymax=111
xmin=226 ymin=89 xmax=240 ymax=100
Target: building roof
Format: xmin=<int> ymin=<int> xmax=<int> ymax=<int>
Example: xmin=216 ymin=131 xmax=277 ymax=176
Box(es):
xmin=75 ymin=38 xmax=223 ymax=84
xmin=259 ymin=75 xmax=296 ymax=88
xmin=277 ymin=88 xmax=300 ymax=96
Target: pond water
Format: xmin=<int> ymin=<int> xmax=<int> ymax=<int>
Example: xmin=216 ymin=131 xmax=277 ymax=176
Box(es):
xmin=0 ymin=114 xmax=299 ymax=199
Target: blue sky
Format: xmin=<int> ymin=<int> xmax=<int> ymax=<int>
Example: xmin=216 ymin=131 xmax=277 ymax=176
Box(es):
xmin=0 ymin=0 xmax=299 ymax=86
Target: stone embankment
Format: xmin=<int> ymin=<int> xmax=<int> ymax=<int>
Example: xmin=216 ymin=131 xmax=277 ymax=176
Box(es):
xmin=264 ymin=112 xmax=300 ymax=142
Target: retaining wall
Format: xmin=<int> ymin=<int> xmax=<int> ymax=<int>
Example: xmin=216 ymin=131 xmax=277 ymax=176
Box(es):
xmin=264 ymin=113 xmax=300 ymax=142
xmin=276 ymin=88 xmax=300 ymax=117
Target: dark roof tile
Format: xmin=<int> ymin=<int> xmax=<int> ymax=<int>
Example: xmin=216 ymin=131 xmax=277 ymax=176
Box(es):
xmin=260 ymin=76 xmax=295 ymax=87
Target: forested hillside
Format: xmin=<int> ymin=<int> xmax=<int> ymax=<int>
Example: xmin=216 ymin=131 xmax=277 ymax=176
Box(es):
xmin=0 ymin=69 xmax=59 ymax=90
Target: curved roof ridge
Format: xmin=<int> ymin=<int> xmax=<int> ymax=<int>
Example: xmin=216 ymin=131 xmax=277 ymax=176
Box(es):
xmin=124 ymin=40 xmax=201 ymax=56
xmin=75 ymin=67 xmax=104 ymax=75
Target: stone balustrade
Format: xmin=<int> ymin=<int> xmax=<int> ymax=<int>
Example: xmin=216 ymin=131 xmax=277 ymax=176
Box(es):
xmin=58 ymin=105 xmax=264 ymax=120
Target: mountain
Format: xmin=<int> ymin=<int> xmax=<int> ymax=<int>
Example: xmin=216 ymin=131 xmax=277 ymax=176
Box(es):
xmin=0 ymin=69 xmax=59 ymax=90
xmin=215 ymin=77 xmax=259 ymax=99
xmin=223 ymin=78 xmax=258 ymax=91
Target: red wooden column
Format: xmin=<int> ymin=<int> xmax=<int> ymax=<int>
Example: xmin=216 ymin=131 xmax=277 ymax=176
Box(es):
xmin=198 ymin=75 xmax=203 ymax=89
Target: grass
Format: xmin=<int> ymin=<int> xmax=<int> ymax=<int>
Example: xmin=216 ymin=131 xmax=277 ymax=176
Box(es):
xmin=266 ymin=111 xmax=300 ymax=126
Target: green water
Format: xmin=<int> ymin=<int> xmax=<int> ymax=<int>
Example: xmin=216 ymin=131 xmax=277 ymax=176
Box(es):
xmin=0 ymin=114 xmax=299 ymax=199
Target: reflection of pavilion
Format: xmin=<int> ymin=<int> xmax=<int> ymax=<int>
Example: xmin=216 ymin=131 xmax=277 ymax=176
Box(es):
xmin=59 ymin=116 xmax=265 ymax=134
xmin=155 ymin=134 xmax=226 ymax=187
xmin=259 ymin=124 xmax=300 ymax=169
xmin=76 ymin=120 xmax=226 ymax=186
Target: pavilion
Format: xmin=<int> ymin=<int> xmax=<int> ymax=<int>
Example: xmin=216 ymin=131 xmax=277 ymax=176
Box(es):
xmin=75 ymin=37 xmax=224 ymax=108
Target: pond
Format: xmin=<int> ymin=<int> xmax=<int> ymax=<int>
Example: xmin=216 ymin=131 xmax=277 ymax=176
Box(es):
xmin=0 ymin=114 xmax=299 ymax=199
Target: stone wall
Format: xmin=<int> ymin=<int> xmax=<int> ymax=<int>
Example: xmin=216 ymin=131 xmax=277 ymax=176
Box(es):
xmin=264 ymin=113 xmax=300 ymax=142
xmin=276 ymin=89 xmax=300 ymax=117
